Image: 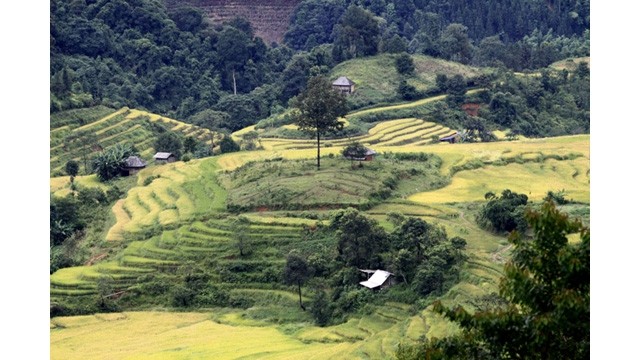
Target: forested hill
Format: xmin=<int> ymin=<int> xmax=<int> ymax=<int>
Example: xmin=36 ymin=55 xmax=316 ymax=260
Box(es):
xmin=51 ymin=0 xmax=589 ymax=134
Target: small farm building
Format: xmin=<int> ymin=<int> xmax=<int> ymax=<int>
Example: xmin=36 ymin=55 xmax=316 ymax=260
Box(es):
xmin=359 ymin=269 xmax=394 ymax=290
xmin=439 ymin=132 xmax=462 ymax=144
xmin=154 ymin=152 xmax=177 ymax=164
xmin=344 ymin=148 xmax=377 ymax=161
xmin=121 ymin=156 xmax=147 ymax=176
xmin=332 ymin=76 xmax=356 ymax=94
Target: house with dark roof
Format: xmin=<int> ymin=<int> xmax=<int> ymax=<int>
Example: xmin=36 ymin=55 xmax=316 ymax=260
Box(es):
xmin=439 ymin=132 xmax=462 ymax=144
xmin=332 ymin=76 xmax=356 ymax=94
xmin=343 ymin=147 xmax=377 ymax=161
xmin=154 ymin=152 xmax=177 ymax=164
xmin=122 ymin=156 xmax=147 ymax=176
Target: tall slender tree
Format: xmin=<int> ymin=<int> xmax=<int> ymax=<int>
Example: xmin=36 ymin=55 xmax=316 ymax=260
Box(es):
xmin=292 ymin=76 xmax=348 ymax=170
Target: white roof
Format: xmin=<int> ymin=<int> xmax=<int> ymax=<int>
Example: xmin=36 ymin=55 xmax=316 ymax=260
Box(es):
xmin=154 ymin=152 xmax=174 ymax=159
xmin=359 ymin=270 xmax=393 ymax=289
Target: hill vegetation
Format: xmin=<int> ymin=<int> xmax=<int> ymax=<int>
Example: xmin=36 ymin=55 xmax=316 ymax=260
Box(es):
xmin=50 ymin=1 xmax=589 ymax=358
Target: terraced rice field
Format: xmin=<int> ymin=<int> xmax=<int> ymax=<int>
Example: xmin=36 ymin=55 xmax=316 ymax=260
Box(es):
xmin=51 ymin=97 xmax=589 ymax=358
xmin=259 ymin=118 xmax=453 ymax=151
xmin=106 ymin=159 xmax=226 ymax=241
xmin=49 ymin=107 xmax=215 ymax=174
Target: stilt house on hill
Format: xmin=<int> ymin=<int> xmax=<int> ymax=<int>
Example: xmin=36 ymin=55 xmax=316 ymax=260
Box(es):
xmin=332 ymin=76 xmax=356 ymax=94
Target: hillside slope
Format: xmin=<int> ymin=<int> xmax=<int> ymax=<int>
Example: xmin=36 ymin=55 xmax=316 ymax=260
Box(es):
xmin=329 ymin=54 xmax=490 ymax=109
xmin=50 ymin=107 xmax=217 ymax=175
xmin=164 ymin=0 xmax=300 ymax=44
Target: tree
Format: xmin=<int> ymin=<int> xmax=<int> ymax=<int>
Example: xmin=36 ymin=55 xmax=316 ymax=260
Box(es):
xmin=219 ymin=135 xmax=240 ymax=154
xmin=332 ymin=5 xmax=381 ymax=61
xmin=410 ymin=201 xmax=589 ymax=359
xmin=395 ymin=53 xmax=415 ymax=75
xmin=331 ymin=208 xmax=388 ymax=268
xmin=65 ymin=160 xmax=79 ymax=184
xmin=439 ymin=23 xmax=473 ymax=64
xmin=284 ymin=250 xmax=311 ymax=311
xmin=292 ymin=76 xmax=348 ymax=170
xmin=183 ymin=136 xmax=198 ymax=154
xmin=342 ymin=142 xmax=367 ymax=168
xmin=478 ymin=189 xmax=529 ymax=233
xmin=230 ymin=216 xmax=251 ymax=257
xmin=154 ymin=131 xmax=183 ymax=159
xmin=445 ymin=74 xmax=467 ymax=106
xmin=92 ymin=143 xmax=137 ymax=182
xmin=217 ymin=26 xmax=252 ymax=95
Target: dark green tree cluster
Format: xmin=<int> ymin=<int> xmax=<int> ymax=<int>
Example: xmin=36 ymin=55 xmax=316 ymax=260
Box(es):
xmin=50 ymin=185 xmax=123 ymax=273
xmin=480 ymin=66 xmax=590 ymax=137
xmin=398 ymin=201 xmax=589 ymax=360
xmin=286 ymin=0 xmax=589 ymax=71
xmin=92 ymin=143 xmax=138 ymax=182
xmin=290 ymin=208 xmax=466 ymax=326
xmin=390 ymin=218 xmax=466 ymax=295
xmin=50 ymin=0 xmax=293 ymax=130
xmin=477 ymin=189 xmax=529 ymax=233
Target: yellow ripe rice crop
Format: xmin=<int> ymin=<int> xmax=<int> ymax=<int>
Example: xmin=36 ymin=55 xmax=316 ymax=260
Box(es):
xmin=50 ymin=174 xmax=108 ymax=196
xmin=51 ymin=311 xmax=356 ymax=360
xmin=73 ymin=107 xmax=129 ymax=132
xmin=408 ymin=159 xmax=590 ymax=204
xmin=106 ymin=199 xmax=129 ymax=241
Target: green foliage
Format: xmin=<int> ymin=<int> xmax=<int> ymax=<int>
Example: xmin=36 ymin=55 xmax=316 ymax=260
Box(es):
xmin=310 ymin=290 xmax=332 ymax=326
xmin=284 ymin=250 xmax=311 ymax=310
xmin=219 ymin=135 xmax=240 ymax=154
xmin=92 ymin=143 xmax=137 ymax=182
xmin=397 ymin=80 xmax=419 ymax=100
xmin=331 ymin=208 xmax=388 ymax=269
xmin=154 ymin=131 xmax=183 ymax=159
xmin=50 ymin=195 xmax=85 ymax=246
xmin=65 ymin=160 xmax=79 ymax=178
xmin=395 ymin=53 xmax=415 ymax=75
xmin=411 ymin=202 xmax=590 ymax=359
xmin=477 ymin=189 xmax=529 ymax=233
xmin=332 ymin=5 xmax=381 ymax=62
xmin=292 ymin=76 xmax=349 ymax=169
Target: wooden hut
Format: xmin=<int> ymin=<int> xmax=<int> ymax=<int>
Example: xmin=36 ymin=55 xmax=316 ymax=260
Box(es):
xmin=122 ymin=156 xmax=147 ymax=176
xmin=439 ymin=132 xmax=462 ymax=144
xmin=332 ymin=76 xmax=356 ymax=94
xmin=154 ymin=152 xmax=177 ymax=164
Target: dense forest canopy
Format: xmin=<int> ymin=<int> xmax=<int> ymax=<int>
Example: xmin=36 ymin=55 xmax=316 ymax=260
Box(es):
xmin=50 ymin=0 xmax=589 ymax=135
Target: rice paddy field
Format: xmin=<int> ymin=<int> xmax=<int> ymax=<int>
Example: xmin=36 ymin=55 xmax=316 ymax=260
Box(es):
xmin=51 ymin=94 xmax=589 ymax=358
xmin=49 ymin=106 xmax=216 ymax=175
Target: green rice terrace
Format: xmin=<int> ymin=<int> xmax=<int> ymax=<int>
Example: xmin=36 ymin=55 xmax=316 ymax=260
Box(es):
xmin=50 ymin=96 xmax=589 ymax=359
xmin=50 ymin=106 xmax=216 ymax=175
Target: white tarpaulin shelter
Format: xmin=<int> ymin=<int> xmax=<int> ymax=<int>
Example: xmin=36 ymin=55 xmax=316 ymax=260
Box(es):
xmin=359 ymin=270 xmax=393 ymax=289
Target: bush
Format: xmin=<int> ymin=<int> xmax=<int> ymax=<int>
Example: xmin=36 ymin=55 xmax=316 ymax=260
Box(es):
xmin=477 ymin=189 xmax=529 ymax=233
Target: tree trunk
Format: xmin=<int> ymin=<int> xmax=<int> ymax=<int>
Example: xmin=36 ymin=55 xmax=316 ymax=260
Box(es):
xmin=232 ymin=69 xmax=237 ymax=95
xmin=298 ymin=281 xmax=305 ymax=311
xmin=316 ymin=127 xmax=320 ymax=170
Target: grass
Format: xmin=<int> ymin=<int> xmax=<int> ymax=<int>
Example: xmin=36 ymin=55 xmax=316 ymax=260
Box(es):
xmin=51 ymin=92 xmax=589 ymax=359
xmin=219 ymin=155 xmax=446 ymax=211
xmin=49 ymin=107 xmax=217 ymax=175
xmin=329 ymin=54 xmax=489 ymax=109
xmin=51 ymin=311 xmax=357 ymax=360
